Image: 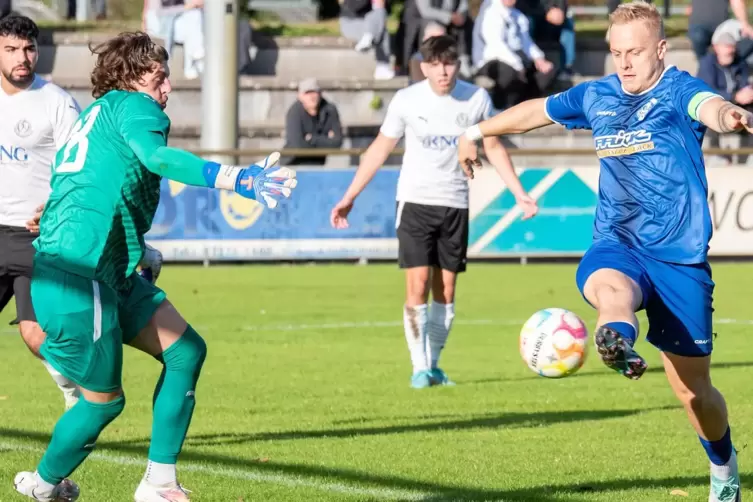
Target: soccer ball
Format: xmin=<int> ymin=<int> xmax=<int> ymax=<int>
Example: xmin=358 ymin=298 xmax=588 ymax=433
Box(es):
xmin=519 ymin=308 xmax=588 ymax=378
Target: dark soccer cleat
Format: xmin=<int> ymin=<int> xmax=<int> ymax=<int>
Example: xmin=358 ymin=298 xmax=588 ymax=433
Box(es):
xmin=594 ymin=325 xmax=647 ymax=380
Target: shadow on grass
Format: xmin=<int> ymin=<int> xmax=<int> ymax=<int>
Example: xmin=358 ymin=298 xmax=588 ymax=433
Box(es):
xmin=0 ymin=424 xmax=746 ymax=501
xmin=104 ymin=406 xmax=676 ymax=447
xmin=464 ymin=360 xmax=753 ymax=385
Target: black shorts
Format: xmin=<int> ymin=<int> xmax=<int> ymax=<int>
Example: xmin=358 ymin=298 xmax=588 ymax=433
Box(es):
xmin=0 ymin=224 xmax=37 ymax=324
xmin=396 ymin=202 xmax=469 ymax=273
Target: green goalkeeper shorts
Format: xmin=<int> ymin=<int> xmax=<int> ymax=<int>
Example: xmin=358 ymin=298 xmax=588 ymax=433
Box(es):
xmin=32 ymin=259 xmax=166 ymax=393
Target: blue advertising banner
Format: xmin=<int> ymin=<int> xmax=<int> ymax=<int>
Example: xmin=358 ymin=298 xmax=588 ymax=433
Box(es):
xmin=146 ymin=166 xmax=753 ymax=260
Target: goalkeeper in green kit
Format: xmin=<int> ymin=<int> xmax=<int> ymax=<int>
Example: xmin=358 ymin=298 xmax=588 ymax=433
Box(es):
xmin=13 ymin=32 xmax=297 ymax=502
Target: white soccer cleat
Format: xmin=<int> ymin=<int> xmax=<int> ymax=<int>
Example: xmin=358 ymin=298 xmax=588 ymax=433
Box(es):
xmin=134 ymin=480 xmax=191 ymax=502
xmin=13 ymin=471 xmax=79 ymax=501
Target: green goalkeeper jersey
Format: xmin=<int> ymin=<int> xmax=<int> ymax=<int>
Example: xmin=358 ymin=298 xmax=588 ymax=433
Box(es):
xmin=34 ymin=90 xmax=169 ymax=293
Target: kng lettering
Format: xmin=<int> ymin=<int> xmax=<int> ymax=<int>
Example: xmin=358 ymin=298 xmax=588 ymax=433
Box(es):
xmin=0 ymin=145 xmax=29 ymax=162
xmin=421 ymin=135 xmax=459 ymax=150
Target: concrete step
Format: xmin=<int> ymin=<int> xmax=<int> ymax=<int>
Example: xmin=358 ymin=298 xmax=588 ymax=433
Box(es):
xmin=51 ymin=75 xmax=411 ymax=128
xmin=36 ymin=31 xmax=701 ymax=82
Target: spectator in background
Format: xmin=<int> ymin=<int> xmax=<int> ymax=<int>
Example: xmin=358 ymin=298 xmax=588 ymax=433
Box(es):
xmin=408 ymin=21 xmax=447 ymax=83
xmin=697 ymin=27 xmax=753 ymax=164
xmin=67 ymin=0 xmax=107 ymax=20
xmin=283 ymin=78 xmax=344 ymax=166
xmin=0 ymin=0 xmax=10 ymax=18
xmin=516 ymin=0 xmax=575 ymax=80
xmin=475 ymin=0 xmax=555 ymax=109
xmin=687 ymin=0 xmax=753 ymax=61
xmin=400 ymin=0 xmax=473 ymax=77
xmin=339 ymin=0 xmax=395 ymax=80
xmin=144 ymin=0 xmax=257 ymax=77
xmin=143 ymin=0 xmax=205 ymax=79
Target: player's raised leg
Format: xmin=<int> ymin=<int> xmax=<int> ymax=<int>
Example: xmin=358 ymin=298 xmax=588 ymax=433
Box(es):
xmin=126 ymin=289 xmax=206 ymax=502
xmin=16 ymin=263 xmax=126 ymax=501
xmin=404 ymin=266 xmax=432 ymax=388
xmin=427 ymin=267 xmax=457 ymax=385
xmin=577 ymin=243 xmax=648 ymax=380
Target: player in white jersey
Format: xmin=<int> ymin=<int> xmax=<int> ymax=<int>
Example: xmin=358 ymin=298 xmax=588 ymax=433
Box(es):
xmin=331 ymin=35 xmax=539 ymax=388
xmin=0 ymin=15 xmax=165 ymax=410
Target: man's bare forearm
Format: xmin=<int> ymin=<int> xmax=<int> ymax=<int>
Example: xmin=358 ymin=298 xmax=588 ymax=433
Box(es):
xmin=470 ymin=98 xmax=553 ymax=138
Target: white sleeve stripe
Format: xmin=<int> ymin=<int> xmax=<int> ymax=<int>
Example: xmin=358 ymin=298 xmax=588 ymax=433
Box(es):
xmin=543 ymin=97 xmax=562 ymax=125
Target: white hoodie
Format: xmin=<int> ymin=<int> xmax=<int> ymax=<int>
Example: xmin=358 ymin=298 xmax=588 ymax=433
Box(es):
xmin=480 ymin=0 xmax=545 ymax=71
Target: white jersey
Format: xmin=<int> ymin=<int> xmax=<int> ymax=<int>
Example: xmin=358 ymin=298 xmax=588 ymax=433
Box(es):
xmin=380 ymin=79 xmax=494 ymax=209
xmin=0 ymin=75 xmax=80 ymax=228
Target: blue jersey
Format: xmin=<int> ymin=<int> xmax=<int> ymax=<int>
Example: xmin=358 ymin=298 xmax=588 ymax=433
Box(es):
xmin=545 ymin=66 xmax=720 ymax=264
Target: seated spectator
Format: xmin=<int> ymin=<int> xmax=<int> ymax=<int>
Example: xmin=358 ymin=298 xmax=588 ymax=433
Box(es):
xmin=516 ymin=0 xmax=575 ymax=80
xmin=475 ymin=0 xmax=555 ymax=109
xmin=282 ymin=78 xmax=344 ymax=166
xmin=339 ymin=0 xmax=395 ymax=80
xmin=400 ymin=0 xmax=473 ymax=77
xmin=143 ymin=0 xmax=257 ymax=78
xmin=697 ymin=29 xmax=753 ymax=164
xmin=687 ymin=0 xmax=753 ymax=61
xmin=143 ymin=0 xmax=205 ymax=79
xmin=408 ymin=22 xmax=447 ymax=83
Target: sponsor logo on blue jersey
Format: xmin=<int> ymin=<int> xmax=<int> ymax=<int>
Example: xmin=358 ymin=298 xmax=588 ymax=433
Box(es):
xmin=0 ymin=145 xmax=29 ymax=163
xmin=420 ymin=135 xmax=459 ymax=151
xmin=593 ymin=129 xmax=655 ymax=158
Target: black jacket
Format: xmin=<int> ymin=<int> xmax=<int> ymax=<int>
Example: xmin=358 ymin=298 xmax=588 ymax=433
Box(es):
xmin=515 ymin=0 xmax=568 ymax=19
xmin=283 ymin=98 xmax=343 ymax=166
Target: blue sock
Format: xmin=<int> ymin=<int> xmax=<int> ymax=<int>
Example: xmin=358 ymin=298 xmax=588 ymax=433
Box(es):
xmin=700 ymin=427 xmax=733 ymax=466
xmin=603 ymin=321 xmax=637 ymax=346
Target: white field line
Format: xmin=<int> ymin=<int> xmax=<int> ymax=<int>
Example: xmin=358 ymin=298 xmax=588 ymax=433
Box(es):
xmin=241 ymin=318 xmax=753 ymax=333
xmin=2 ymin=318 xmax=752 ymax=336
xmin=0 ymin=442 xmax=434 ymax=501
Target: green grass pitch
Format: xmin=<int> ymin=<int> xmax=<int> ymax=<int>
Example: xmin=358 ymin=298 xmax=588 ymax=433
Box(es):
xmin=0 ymin=262 xmax=752 ymax=501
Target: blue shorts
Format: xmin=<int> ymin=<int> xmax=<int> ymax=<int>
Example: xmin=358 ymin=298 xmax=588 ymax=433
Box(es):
xmin=576 ymin=240 xmax=714 ymax=357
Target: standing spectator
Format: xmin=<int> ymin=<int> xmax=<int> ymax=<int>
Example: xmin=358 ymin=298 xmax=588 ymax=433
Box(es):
xmin=339 ymin=0 xmax=395 ymax=80
xmin=697 ymin=28 xmax=753 ymax=164
xmin=400 ymin=0 xmax=473 ymax=77
xmin=283 ymin=78 xmax=344 ymax=166
xmin=409 ymin=21 xmax=447 ymax=83
xmin=475 ymin=0 xmax=555 ymax=109
xmin=0 ymin=0 xmax=10 ymax=18
xmin=516 ymin=0 xmax=576 ymax=80
xmin=688 ymin=0 xmax=753 ymax=61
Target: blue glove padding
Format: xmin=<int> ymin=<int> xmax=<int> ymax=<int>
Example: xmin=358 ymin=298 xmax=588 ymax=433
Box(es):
xmin=234 ymin=152 xmax=298 ymax=209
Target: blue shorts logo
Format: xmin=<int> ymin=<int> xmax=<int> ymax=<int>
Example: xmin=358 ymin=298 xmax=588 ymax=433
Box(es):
xmin=594 ymin=130 xmax=655 ymax=158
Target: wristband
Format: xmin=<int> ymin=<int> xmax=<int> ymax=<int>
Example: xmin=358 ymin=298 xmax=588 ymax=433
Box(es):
xmin=203 ymin=162 xmax=242 ymax=190
xmin=464 ymin=124 xmax=483 ymax=141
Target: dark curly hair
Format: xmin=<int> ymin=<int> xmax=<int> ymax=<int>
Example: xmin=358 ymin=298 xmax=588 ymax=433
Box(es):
xmin=90 ymin=32 xmax=169 ymax=99
xmin=0 ymin=14 xmax=39 ymax=42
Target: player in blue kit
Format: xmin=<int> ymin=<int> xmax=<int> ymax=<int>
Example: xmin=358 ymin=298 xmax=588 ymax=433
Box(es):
xmin=457 ymin=2 xmax=748 ymax=501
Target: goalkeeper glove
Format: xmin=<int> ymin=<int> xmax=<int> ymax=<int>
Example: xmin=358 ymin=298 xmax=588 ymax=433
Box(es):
xmin=203 ymin=152 xmax=298 ymax=209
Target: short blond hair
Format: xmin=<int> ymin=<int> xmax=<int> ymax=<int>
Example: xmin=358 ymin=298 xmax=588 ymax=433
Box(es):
xmin=608 ymin=1 xmax=665 ymax=40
